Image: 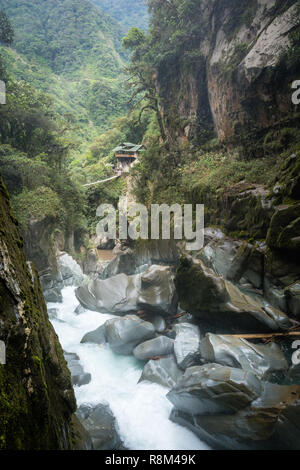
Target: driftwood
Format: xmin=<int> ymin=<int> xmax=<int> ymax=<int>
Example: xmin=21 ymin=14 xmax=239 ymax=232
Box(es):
xmin=221 ymin=331 xmax=300 ymax=339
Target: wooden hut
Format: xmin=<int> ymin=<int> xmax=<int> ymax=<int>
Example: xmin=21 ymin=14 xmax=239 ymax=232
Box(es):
xmin=113 ymin=142 xmax=145 ymax=172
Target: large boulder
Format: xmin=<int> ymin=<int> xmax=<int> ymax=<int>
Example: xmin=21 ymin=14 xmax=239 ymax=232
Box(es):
xmin=80 ymin=324 xmax=107 ymax=345
xmin=105 ymin=315 xmax=155 ymax=355
xmin=133 ymin=336 xmax=174 ymax=361
xmin=174 ymin=323 xmax=202 ymax=370
xmin=267 ymin=203 xmax=300 ymax=253
xmin=139 ymin=356 xmax=183 ymax=389
xmin=175 ymin=256 xmax=292 ymax=333
xmin=82 ymin=248 xmax=100 ymax=276
xmin=198 ymin=236 xmax=265 ymax=290
xmin=64 ymin=352 xmax=91 ymax=387
xmin=170 ymin=382 xmax=300 ymax=450
xmin=167 ymin=363 xmax=262 ymax=416
xmin=137 ymin=265 xmax=178 ymax=316
xmin=76 ymin=404 xmax=122 ymax=450
xmin=76 ymin=273 xmax=139 ymax=314
xmin=199 ymin=334 xmax=288 ymax=380
xmin=58 ymin=252 xmax=84 ymax=286
xmin=99 ymin=248 xmax=136 ymax=279
xmin=76 ymin=265 xmax=177 ymax=316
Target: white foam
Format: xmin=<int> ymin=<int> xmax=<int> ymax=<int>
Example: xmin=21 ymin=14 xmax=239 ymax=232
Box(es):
xmin=49 ymin=286 xmax=209 ymax=450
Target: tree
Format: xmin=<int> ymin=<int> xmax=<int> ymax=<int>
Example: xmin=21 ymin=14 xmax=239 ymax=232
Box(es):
xmin=123 ymin=27 xmax=167 ymax=142
xmin=0 ymin=10 xmax=14 ymax=45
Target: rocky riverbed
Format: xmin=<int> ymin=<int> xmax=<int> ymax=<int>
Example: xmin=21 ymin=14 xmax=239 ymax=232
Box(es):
xmin=47 ymin=230 xmax=300 ymax=450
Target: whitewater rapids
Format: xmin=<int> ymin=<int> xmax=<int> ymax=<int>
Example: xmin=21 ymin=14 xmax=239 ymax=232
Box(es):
xmin=48 ymin=286 xmax=209 ymax=450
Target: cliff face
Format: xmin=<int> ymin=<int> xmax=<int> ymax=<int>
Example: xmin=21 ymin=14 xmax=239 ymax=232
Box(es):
xmin=156 ymin=0 xmax=300 ymax=150
xmin=0 ymin=176 xmax=76 ymax=450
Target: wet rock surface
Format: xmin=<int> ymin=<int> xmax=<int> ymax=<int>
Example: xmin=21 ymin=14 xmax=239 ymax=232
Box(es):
xmin=167 ymin=363 xmax=262 ymax=416
xmin=199 ymin=333 xmax=288 ymax=380
xmin=174 ymin=323 xmax=202 ymax=370
xmin=137 ymin=265 xmax=178 ymax=316
xmin=76 ymin=404 xmax=123 ymax=450
xmin=139 ymin=356 xmax=183 ymax=389
xmin=64 ymin=352 xmax=92 ymax=387
xmin=58 ymin=252 xmax=85 ymax=287
xmin=105 ymin=314 xmax=156 ymax=355
xmin=168 ymin=366 xmax=300 ymax=449
xmin=76 ymin=265 xmax=177 ymax=316
xmin=149 ymin=314 xmax=166 ymax=333
xmin=80 ymin=324 xmax=107 ymax=345
xmin=133 ymin=335 xmax=174 ymax=361
xmin=175 ymin=256 xmax=292 ymax=333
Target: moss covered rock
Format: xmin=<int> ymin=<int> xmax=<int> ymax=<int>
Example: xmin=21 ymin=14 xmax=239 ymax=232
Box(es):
xmin=266 ymin=203 xmax=300 ymax=252
xmin=0 ymin=176 xmax=76 ymax=450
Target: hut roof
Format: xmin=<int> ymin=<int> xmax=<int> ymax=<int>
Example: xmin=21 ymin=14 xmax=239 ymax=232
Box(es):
xmin=113 ymin=142 xmax=145 ymax=153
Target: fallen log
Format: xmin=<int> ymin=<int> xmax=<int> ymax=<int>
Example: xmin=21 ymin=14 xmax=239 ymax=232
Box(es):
xmin=222 ymin=332 xmax=300 ymax=340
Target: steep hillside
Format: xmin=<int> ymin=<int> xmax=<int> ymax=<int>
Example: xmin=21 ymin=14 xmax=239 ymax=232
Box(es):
xmin=91 ymin=0 xmax=148 ymax=31
xmin=125 ymin=0 xmax=300 ymax=206
xmin=0 ymin=0 xmax=129 ymax=135
xmin=151 ymin=0 xmax=300 ymax=151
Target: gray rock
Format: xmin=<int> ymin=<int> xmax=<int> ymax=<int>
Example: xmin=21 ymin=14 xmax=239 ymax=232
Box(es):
xmin=74 ymin=304 xmax=87 ymax=315
xmin=48 ymin=307 xmax=59 ymax=319
xmin=139 ymin=356 xmax=183 ymax=388
xmin=64 ymin=352 xmax=91 ymax=387
xmin=105 ymin=314 xmax=155 ymax=355
xmin=80 ymin=324 xmax=107 ymax=345
xmin=175 ymin=257 xmax=292 ymax=333
xmin=174 ymin=323 xmax=202 ymax=370
xmin=99 ymin=248 xmax=136 ymax=279
xmin=285 ymin=282 xmax=300 ymax=317
xmin=243 ymin=247 xmax=264 ymax=289
xmin=149 ymin=314 xmax=166 ymax=333
xmin=133 ymin=336 xmax=174 ymax=361
xmin=76 ymin=265 xmax=177 ymax=317
xmin=83 ymin=248 xmax=100 ymax=275
xmin=167 ymin=363 xmax=262 ymax=416
xmin=264 ymin=277 xmax=288 ymax=313
xmin=170 ymin=382 xmax=300 ymax=450
xmin=199 ymin=333 xmax=288 ymax=380
xmin=212 ymin=240 xmax=245 ymax=279
xmin=76 ymin=272 xmax=139 ymax=314
xmin=285 ymin=364 xmax=300 ymax=384
xmin=58 ymin=253 xmax=84 ymax=286
xmin=76 ymin=404 xmax=122 ymax=450
xmin=44 ymin=288 xmax=63 ymax=303
xmin=137 ymin=265 xmax=178 ymax=316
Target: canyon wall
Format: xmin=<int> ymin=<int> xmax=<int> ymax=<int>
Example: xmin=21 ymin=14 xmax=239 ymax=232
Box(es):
xmin=156 ymin=0 xmax=300 ymax=152
xmin=0 ymin=175 xmax=78 ymax=449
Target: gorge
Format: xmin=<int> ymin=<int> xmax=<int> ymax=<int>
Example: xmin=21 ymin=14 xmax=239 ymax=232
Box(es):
xmin=0 ymin=0 xmax=300 ymax=452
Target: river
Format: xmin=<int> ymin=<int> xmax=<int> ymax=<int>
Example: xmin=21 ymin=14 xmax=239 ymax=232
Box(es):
xmin=48 ymin=285 xmax=209 ymax=450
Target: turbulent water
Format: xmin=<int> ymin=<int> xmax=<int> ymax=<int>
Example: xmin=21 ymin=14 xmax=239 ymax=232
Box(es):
xmin=48 ymin=286 xmax=209 ymax=450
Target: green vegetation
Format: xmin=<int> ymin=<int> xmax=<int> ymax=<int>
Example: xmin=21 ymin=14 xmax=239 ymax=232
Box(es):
xmin=90 ymin=0 xmax=149 ymax=31
xmin=0 ymin=11 xmax=87 ymax=239
xmin=223 ymin=0 xmax=258 ymax=40
xmin=0 ymin=0 xmax=130 ymax=142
